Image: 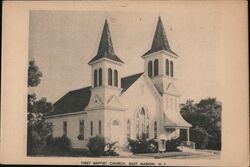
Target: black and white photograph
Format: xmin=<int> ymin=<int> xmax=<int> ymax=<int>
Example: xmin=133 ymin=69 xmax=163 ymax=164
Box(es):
xmin=1 ymin=1 xmax=248 ymax=166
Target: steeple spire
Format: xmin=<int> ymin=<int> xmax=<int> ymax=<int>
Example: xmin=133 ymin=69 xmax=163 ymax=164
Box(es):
xmin=89 ymin=19 xmax=124 ymax=64
xmin=143 ymin=16 xmax=177 ymax=57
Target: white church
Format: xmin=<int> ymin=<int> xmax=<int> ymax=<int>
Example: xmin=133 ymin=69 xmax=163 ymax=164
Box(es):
xmin=45 ymin=16 xmax=192 ymax=151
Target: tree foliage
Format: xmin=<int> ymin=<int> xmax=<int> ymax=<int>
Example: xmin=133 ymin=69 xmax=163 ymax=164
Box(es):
xmin=180 ymin=98 xmax=222 ymax=150
xmin=165 ymin=138 xmax=182 ymax=152
xmin=28 ymin=60 xmax=42 ymax=87
xmin=128 ymin=133 xmax=158 ymax=154
xmin=86 ymin=135 xmax=119 ymax=156
xmin=27 ymin=60 xmax=53 ymax=155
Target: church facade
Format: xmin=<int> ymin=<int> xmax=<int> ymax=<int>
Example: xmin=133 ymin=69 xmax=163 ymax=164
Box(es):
xmin=44 ymin=17 xmax=191 ymax=151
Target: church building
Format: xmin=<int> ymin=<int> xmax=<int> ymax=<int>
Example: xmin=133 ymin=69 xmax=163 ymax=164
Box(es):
xmin=44 ymin=16 xmax=191 ymax=151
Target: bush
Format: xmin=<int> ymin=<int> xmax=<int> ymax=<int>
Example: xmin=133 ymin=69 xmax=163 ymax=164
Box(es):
xmin=45 ymin=135 xmax=72 ymax=155
xmin=165 ymin=138 xmax=182 ymax=152
xmin=128 ymin=133 xmax=158 ymax=154
xmin=190 ymin=127 xmax=208 ymax=149
xmin=87 ymin=135 xmax=119 ymax=157
xmin=87 ymin=135 xmax=105 ymax=156
xmin=104 ymin=141 xmax=119 ymax=156
xmin=77 ymin=134 xmax=84 ymax=140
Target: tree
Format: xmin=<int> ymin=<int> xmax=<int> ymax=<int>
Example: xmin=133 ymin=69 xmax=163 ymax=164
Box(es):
xmin=28 ymin=60 xmax=43 ymax=87
xmin=27 ymin=60 xmax=53 ymax=155
xmin=180 ymin=98 xmax=222 ymax=150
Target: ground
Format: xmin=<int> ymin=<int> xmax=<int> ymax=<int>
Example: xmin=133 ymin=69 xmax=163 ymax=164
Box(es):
xmin=35 ymin=148 xmax=220 ymax=159
xmin=132 ymin=150 xmax=220 ymax=159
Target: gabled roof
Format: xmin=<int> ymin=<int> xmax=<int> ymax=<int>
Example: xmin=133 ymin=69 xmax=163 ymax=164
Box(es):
xmin=88 ymin=20 xmax=124 ymax=64
xmin=46 ymin=87 xmax=91 ymax=116
xmin=142 ymin=16 xmax=177 ymax=57
xmin=46 ymin=73 xmax=144 ymax=117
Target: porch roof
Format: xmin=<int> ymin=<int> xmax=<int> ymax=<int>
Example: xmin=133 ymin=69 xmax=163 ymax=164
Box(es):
xmin=164 ymin=111 xmax=191 ymax=128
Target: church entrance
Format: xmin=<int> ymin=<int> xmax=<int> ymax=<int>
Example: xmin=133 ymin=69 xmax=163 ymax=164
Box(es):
xmin=110 ymin=119 xmax=122 ymax=144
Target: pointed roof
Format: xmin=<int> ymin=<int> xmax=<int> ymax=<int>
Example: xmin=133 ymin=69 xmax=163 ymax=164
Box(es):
xmin=88 ymin=20 xmax=124 ymax=64
xmin=143 ymin=16 xmax=177 ymax=57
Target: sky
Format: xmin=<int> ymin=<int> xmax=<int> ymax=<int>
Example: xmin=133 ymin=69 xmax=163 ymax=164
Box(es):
xmin=29 ymin=9 xmax=222 ymax=104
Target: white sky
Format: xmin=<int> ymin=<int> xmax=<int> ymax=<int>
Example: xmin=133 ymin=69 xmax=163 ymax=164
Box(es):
xmin=29 ymin=9 xmax=223 ymax=103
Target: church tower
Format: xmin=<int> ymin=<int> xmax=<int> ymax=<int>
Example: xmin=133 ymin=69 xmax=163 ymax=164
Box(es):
xmin=142 ymin=16 xmax=186 ymax=136
xmin=85 ymin=20 xmax=126 ymax=144
xmin=142 ymin=16 xmax=180 ymax=96
xmin=86 ymin=19 xmax=124 ymax=110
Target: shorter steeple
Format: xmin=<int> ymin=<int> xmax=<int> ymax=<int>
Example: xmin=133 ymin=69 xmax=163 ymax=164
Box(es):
xmin=89 ymin=19 xmax=124 ymax=64
xmin=143 ymin=16 xmax=177 ymax=57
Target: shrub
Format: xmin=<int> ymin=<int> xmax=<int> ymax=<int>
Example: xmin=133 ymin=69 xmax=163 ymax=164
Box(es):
xmin=77 ymin=134 xmax=84 ymax=140
xmin=128 ymin=133 xmax=158 ymax=154
xmin=45 ymin=135 xmax=72 ymax=155
xmin=86 ymin=135 xmax=120 ymax=157
xmin=87 ymin=135 xmax=106 ymax=156
xmin=104 ymin=141 xmax=119 ymax=156
xmin=165 ymin=138 xmax=182 ymax=152
xmin=190 ymin=127 xmax=208 ymax=149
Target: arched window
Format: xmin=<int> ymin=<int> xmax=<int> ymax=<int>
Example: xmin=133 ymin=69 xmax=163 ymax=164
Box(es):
xmin=148 ymin=61 xmax=153 ymax=78
xmin=94 ymin=70 xmax=97 ymax=87
xmin=127 ymin=120 xmax=130 ymax=139
xmin=108 ymin=68 xmax=112 ymax=86
xmin=170 ymin=61 xmax=174 ymax=77
xmin=154 ymin=121 xmax=157 ymax=139
xmin=99 ymin=121 xmax=101 ymax=135
xmin=99 ymin=68 xmax=102 ymax=86
xmin=166 ymin=59 xmax=169 ymax=76
xmin=154 ymin=59 xmax=159 ymax=76
xmin=114 ymin=70 xmax=118 ymax=87
xmin=90 ymin=121 xmax=93 ymax=136
xmin=135 ymin=108 xmax=149 ymax=138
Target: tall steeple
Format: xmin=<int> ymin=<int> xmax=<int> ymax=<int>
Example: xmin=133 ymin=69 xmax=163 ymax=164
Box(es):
xmin=142 ymin=16 xmax=179 ymax=95
xmin=143 ymin=16 xmax=177 ymax=57
xmin=88 ymin=19 xmax=124 ymax=64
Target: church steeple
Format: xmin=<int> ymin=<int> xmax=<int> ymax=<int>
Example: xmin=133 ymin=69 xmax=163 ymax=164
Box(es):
xmin=142 ymin=16 xmax=179 ymax=94
xmin=89 ymin=19 xmax=124 ymax=64
xmin=143 ymin=16 xmax=177 ymax=57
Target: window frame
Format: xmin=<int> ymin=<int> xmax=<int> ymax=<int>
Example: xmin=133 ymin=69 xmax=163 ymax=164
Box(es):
xmin=108 ymin=68 xmax=113 ymax=86
xmin=148 ymin=61 xmax=153 ymax=78
xmin=154 ymin=59 xmax=159 ymax=76
xmin=63 ymin=121 xmax=67 ymax=136
xmin=114 ymin=69 xmax=118 ymax=87
xmin=94 ymin=70 xmax=98 ymax=87
xmin=98 ymin=68 xmax=102 ymax=86
xmin=166 ymin=59 xmax=169 ymax=76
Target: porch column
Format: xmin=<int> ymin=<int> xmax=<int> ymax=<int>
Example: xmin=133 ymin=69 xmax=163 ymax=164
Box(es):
xmin=187 ymin=128 xmax=190 ymax=142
